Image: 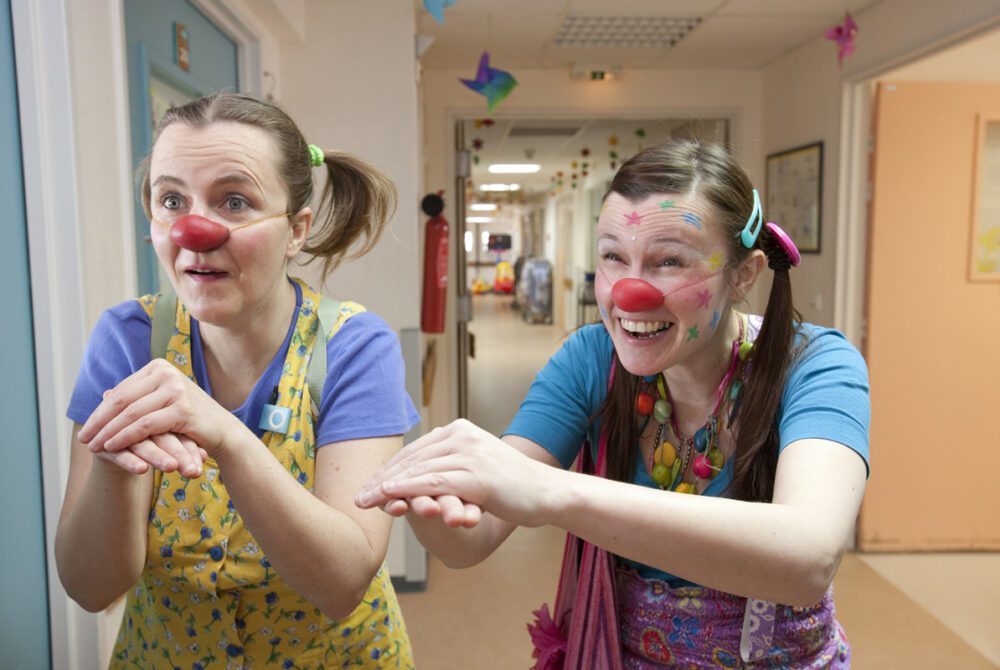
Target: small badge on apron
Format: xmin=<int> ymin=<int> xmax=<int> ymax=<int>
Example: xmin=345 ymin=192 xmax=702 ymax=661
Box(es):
xmin=258 ymin=387 xmax=291 ymax=434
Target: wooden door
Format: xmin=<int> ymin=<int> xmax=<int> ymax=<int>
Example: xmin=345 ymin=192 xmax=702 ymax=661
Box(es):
xmin=858 ymin=82 xmax=1000 ymax=550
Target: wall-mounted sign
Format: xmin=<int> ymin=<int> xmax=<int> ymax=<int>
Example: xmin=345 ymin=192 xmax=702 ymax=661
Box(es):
xmin=174 ymin=22 xmax=190 ymax=72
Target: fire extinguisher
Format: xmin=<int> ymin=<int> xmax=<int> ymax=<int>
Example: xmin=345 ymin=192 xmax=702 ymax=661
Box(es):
xmin=421 ymin=192 xmax=449 ymax=334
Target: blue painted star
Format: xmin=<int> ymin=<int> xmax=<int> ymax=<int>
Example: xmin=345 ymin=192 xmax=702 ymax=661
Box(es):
xmin=460 ymin=52 xmax=518 ymax=113
xmin=709 ymin=309 xmax=720 ymax=330
xmin=423 ymin=0 xmax=456 ymax=25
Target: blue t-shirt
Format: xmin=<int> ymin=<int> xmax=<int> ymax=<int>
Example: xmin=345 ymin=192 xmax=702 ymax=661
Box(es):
xmin=505 ymin=318 xmax=870 ymax=584
xmin=68 ymin=281 xmax=420 ymax=446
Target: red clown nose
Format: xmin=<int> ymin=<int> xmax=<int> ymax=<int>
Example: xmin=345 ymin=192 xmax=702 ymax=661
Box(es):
xmin=169 ymin=215 xmax=230 ymax=252
xmin=611 ymin=278 xmax=664 ymax=312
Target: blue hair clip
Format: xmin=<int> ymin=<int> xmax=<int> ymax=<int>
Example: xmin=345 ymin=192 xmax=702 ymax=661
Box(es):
xmin=740 ymin=189 xmax=763 ymax=249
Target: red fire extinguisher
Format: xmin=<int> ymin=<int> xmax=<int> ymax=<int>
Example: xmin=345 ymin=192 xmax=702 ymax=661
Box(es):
xmin=421 ymin=192 xmax=449 ymax=334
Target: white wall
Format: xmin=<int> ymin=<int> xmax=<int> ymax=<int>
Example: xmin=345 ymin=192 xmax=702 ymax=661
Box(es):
xmin=279 ymin=1 xmax=421 ymax=334
xmin=761 ymin=0 xmax=1000 ymax=329
xmin=421 ymin=66 xmax=765 ymax=426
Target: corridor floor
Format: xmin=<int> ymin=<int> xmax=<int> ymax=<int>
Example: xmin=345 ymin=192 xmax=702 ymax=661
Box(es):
xmin=397 ymin=294 xmax=999 ymax=669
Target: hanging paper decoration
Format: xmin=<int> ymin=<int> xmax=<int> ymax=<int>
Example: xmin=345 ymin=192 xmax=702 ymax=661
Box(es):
xmin=581 ymin=147 xmax=591 ymax=157
xmin=824 ymin=13 xmax=858 ymax=66
xmin=634 ymin=128 xmax=646 ymax=139
xmin=472 ymin=137 xmax=484 ymax=165
xmin=423 ymin=0 xmax=456 ymax=25
xmin=474 ymin=118 xmax=495 ymax=129
xmin=460 ymin=52 xmax=518 ymax=113
xmin=582 ymin=161 xmax=589 ymax=177
xmin=608 ymin=135 xmax=619 ymax=146
xmin=571 ymin=161 xmax=579 ymax=169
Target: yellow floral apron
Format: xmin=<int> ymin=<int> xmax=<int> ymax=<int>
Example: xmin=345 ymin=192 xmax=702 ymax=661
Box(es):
xmin=114 ymin=278 xmax=413 ymax=669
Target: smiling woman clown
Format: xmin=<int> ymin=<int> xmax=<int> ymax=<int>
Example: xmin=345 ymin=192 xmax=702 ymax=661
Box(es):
xmin=357 ymin=141 xmax=870 ymax=668
xmin=56 ymin=93 xmax=418 ymax=668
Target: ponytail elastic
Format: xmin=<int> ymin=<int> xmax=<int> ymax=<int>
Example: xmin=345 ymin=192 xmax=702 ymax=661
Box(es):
xmin=307 ymin=144 xmax=325 ymax=167
xmin=762 ymin=222 xmax=800 ymax=271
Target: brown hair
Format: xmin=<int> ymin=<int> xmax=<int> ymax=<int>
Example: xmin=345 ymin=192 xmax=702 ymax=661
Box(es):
xmin=139 ymin=92 xmax=397 ymax=279
xmin=598 ymin=140 xmax=800 ymax=502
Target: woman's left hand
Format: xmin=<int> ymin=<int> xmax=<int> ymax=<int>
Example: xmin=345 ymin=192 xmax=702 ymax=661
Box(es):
xmin=356 ymin=419 xmax=565 ymax=528
xmin=78 ymin=359 xmax=246 ymax=461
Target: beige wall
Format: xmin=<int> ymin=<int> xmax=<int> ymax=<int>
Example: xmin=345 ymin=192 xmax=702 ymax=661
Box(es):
xmin=761 ymin=0 xmax=1000 ymax=330
xmin=421 ymin=66 xmax=765 ymax=427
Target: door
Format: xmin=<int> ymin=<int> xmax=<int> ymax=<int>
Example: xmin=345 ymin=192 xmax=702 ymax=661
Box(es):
xmin=0 ymin=0 xmax=51 ymax=665
xmin=858 ymin=81 xmax=1000 ymax=551
xmin=124 ymin=0 xmax=239 ymax=295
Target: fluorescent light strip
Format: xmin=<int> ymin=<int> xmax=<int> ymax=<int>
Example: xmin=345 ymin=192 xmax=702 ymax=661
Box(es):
xmin=467 ymin=216 xmax=494 ymax=223
xmin=470 ymin=203 xmax=498 ymax=211
xmin=488 ymin=164 xmax=541 ymax=174
xmin=480 ymin=183 xmax=520 ymax=192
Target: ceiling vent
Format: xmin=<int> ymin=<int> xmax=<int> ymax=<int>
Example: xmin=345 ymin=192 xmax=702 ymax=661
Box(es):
xmin=554 ymin=15 xmax=702 ymax=48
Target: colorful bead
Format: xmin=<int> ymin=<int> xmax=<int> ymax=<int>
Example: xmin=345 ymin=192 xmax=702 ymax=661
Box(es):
xmin=653 ymin=399 xmax=672 ymax=424
xmin=729 ymin=380 xmax=742 ymax=401
xmin=675 ymin=482 xmax=695 ymax=494
xmin=739 ymin=341 xmax=753 ymax=361
xmin=669 ymin=459 xmax=682 ymax=487
xmin=694 ymin=426 xmax=710 ymax=453
xmin=707 ymin=448 xmax=724 ymax=479
xmin=651 ymin=463 xmax=671 ymax=486
xmin=643 ymin=375 xmax=657 ymax=383
xmin=655 ymin=441 xmax=677 ymax=468
xmin=636 ymin=392 xmax=654 ymax=416
xmin=692 ymin=454 xmax=712 ymax=479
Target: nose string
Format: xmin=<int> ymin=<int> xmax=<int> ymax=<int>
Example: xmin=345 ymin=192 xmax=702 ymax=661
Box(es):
xmin=152 ymin=212 xmax=292 ymax=252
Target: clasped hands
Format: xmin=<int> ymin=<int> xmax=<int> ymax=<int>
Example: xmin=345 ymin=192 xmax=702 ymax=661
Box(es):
xmin=356 ymin=419 xmax=561 ymax=530
xmin=83 ymin=365 xmax=551 ymax=530
xmin=79 ymin=359 xmax=238 ymax=478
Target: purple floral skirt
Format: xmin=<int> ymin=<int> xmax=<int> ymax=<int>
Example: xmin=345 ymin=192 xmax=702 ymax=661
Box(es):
xmin=615 ymin=565 xmax=850 ymax=668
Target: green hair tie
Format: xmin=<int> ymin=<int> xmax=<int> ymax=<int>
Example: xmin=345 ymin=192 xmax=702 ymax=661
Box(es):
xmin=308 ymin=144 xmax=324 ymax=167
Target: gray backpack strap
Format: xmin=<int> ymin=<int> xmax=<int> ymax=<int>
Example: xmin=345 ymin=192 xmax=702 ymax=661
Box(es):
xmin=307 ymin=296 xmax=342 ymax=416
xmin=150 ymin=286 xmax=178 ymax=360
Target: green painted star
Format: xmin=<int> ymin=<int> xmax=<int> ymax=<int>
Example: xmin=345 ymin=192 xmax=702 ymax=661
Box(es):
xmin=659 ymin=200 xmax=675 ymax=209
xmin=687 ymin=324 xmax=699 ymax=341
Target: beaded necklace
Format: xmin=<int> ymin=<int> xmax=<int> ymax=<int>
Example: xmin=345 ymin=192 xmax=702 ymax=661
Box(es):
xmin=636 ymin=315 xmax=752 ymax=494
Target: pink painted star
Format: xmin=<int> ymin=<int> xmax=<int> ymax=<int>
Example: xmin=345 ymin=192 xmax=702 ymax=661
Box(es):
xmin=625 ymin=211 xmax=642 ymax=226
xmin=696 ymin=288 xmax=712 ymax=310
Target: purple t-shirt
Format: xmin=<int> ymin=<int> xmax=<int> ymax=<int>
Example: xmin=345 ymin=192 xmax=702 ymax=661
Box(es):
xmin=68 ymin=282 xmax=420 ymax=445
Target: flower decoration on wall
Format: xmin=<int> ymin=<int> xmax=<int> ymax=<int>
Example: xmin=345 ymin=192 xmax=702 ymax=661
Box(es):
xmin=824 ymin=13 xmax=858 ymax=66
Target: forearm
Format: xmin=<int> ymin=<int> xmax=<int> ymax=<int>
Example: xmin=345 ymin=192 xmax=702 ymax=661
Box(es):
xmin=405 ymin=509 xmax=515 ymax=569
xmin=549 ymin=472 xmax=844 ymax=606
xmin=55 ymin=459 xmax=150 ymax=611
xmin=214 ymin=435 xmax=384 ymax=620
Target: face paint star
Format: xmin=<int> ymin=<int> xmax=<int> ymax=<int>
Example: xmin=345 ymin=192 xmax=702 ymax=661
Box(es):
xmin=696 ymin=289 xmax=712 ymax=310
xmin=682 ymin=212 xmax=702 ymax=229
xmin=707 ymin=252 xmax=724 ymax=271
xmin=709 ymin=309 xmax=720 ymax=330
xmin=423 ymin=0 xmax=456 ymax=25
xmin=687 ymin=324 xmax=700 ymax=341
xmin=625 ymin=211 xmax=642 ymax=226
xmin=659 ymin=200 xmax=674 ymax=210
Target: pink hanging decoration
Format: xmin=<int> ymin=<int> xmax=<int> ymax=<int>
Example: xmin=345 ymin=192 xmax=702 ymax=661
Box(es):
xmin=824 ymin=13 xmax=858 ymax=66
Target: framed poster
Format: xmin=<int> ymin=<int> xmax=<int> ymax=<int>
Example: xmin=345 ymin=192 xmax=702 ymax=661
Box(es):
xmin=969 ymin=114 xmax=1000 ymax=281
xmin=765 ymin=142 xmax=823 ymax=254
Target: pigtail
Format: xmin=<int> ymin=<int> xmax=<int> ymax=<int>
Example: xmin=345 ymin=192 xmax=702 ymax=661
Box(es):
xmin=599 ymin=354 xmax=642 ymax=483
xmin=727 ymin=227 xmax=801 ymax=502
xmin=304 ymin=151 xmax=398 ymax=280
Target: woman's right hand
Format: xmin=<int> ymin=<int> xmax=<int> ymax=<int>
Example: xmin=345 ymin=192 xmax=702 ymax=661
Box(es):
xmin=95 ymin=432 xmax=207 ymax=479
xmin=382 ymin=495 xmax=484 ymax=529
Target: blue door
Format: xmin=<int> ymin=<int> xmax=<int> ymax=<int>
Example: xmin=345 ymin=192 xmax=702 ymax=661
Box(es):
xmin=124 ymin=0 xmax=239 ymax=294
xmin=0 ymin=0 xmax=51 ymax=666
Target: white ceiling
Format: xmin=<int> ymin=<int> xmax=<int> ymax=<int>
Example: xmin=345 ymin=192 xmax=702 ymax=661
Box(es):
xmin=416 ymin=0 xmax=880 ymax=70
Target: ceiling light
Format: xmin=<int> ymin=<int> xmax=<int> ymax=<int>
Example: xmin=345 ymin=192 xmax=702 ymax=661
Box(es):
xmin=470 ymin=203 xmax=498 ymax=211
xmin=479 ymin=183 xmax=520 ymax=192
xmin=488 ymin=164 xmax=541 ymax=174
xmin=467 ymin=216 xmax=494 ymax=223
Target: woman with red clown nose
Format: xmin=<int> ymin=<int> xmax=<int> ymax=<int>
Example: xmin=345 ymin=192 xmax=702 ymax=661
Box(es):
xmin=358 ymin=141 xmax=868 ymax=668
xmin=56 ymin=93 xmax=417 ymax=668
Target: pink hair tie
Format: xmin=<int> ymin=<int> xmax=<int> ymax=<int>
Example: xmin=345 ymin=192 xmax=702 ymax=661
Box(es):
xmin=764 ymin=222 xmax=800 ymax=269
